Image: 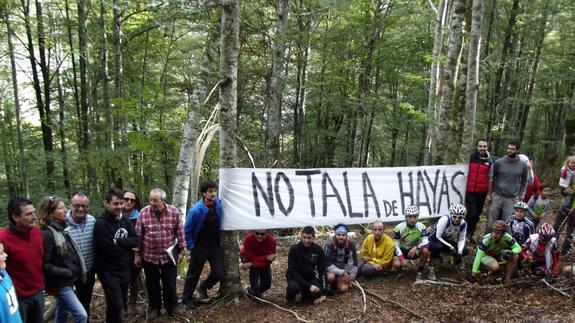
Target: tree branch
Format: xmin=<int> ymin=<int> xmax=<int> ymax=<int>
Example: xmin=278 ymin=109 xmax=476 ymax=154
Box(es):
xmin=243 ymin=291 xmax=312 ymax=323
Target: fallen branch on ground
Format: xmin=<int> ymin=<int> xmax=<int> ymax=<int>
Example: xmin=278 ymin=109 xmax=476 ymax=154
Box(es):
xmin=243 ymin=290 xmax=312 ymax=323
xmin=352 ymin=281 xmax=367 ymax=313
xmin=542 ymin=278 xmax=571 ymax=298
xmin=414 ymin=279 xmax=463 ymax=287
xmin=202 ymin=293 xmax=232 ymax=310
xmin=362 ymin=288 xmax=425 ymax=320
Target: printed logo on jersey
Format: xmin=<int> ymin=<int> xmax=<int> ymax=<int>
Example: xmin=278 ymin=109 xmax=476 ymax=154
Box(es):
xmin=6 ymin=285 xmax=18 ymax=315
xmin=114 ymin=228 xmax=129 ymax=240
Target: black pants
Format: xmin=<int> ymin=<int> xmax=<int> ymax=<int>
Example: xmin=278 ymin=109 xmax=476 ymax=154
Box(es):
xmin=286 ymin=277 xmax=321 ymax=301
xmin=429 ymin=239 xmax=468 ymax=258
xmin=465 ymin=191 xmax=487 ymax=237
xmin=18 ymin=290 xmax=44 ymax=323
xmin=142 ymin=260 xmax=178 ymax=315
xmin=129 ymin=251 xmax=142 ymax=305
xmin=248 ymin=267 xmax=272 ymax=297
xmin=554 ymin=194 xmax=574 ymax=232
xmin=75 ymin=268 xmax=96 ymax=321
xmin=181 ymin=246 xmax=224 ymax=302
xmin=100 ymin=272 xmax=128 ymax=323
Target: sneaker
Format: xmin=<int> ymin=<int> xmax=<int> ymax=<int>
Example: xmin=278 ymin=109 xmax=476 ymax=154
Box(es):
xmin=197 ymin=286 xmax=210 ymax=304
xmin=427 ymin=268 xmax=437 ymax=281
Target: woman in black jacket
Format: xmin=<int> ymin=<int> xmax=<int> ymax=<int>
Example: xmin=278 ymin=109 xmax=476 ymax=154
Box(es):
xmin=39 ymin=196 xmax=87 ymax=323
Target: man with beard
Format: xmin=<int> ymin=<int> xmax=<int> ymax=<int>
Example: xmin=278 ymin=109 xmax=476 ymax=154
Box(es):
xmin=94 ymin=188 xmax=140 ymax=323
xmin=135 ymin=188 xmax=186 ymax=318
xmin=182 ymin=180 xmax=223 ymax=307
xmin=464 ymin=139 xmax=493 ymax=243
xmin=323 ymin=224 xmax=357 ymax=293
xmin=66 ymin=192 xmax=96 ymax=320
xmin=485 ymin=139 xmax=529 ymax=233
xmin=240 ymin=229 xmax=276 ymax=298
xmin=285 ymin=226 xmax=327 ymax=305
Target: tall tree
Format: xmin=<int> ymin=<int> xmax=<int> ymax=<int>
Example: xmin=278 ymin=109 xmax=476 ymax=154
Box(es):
xmin=435 ymin=0 xmax=466 ymax=165
xmin=459 ymin=0 xmax=485 ymax=162
xmin=266 ymin=0 xmax=289 ymax=166
xmin=4 ymin=6 xmax=29 ymax=196
xmin=219 ymin=0 xmax=241 ymax=295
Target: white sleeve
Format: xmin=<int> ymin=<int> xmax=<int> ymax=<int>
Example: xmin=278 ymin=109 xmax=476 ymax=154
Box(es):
xmin=435 ymin=216 xmax=454 ymax=250
xmin=457 ymin=223 xmax=467 ymax=254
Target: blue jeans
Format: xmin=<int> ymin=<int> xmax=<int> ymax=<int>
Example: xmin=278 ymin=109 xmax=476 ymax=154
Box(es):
xmin=55 ymin=286 xmax=87 ymax=323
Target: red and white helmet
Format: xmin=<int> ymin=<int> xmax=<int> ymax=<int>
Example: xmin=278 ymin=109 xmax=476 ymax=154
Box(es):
xmin=538 ymin=223 xmax=555 ymax=239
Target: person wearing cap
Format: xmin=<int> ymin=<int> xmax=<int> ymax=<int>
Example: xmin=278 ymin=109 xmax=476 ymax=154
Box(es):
xmin=506 ymin=201 xmax=535 ymax=246
xmin=471 ymin=220 xmax=521 ymax=283
xmin=392 ymin=205 xmax=431 ymax=281
xmin=240 ymin=230 xmax=276 ymax=298
xmin=427 ymin=204 xmax=469 ymax=280
xmin=323 ymin=224 xmax=357 ymax=293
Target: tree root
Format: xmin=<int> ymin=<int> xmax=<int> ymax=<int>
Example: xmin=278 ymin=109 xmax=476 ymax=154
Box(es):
xmin=362 ymin=288 xmax=425 ymax=320
xmin=352 ymin=281 xmax=367 ymax=313
xmin=542 ymin=278 xmax=572 ymax=298
xmin=242 ymin=290 xmax=312 ymax=323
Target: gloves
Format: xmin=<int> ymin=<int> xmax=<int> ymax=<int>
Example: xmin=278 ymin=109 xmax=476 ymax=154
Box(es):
xmin=453 ymin=253 xmax=462 ymax=265
xmin=451 ymin=248 xmax=458 ymax=257
xmin=501 ymin=250 xmax=513 ymax=261
xmin=467 ymin=272 xmax=479 ymax=283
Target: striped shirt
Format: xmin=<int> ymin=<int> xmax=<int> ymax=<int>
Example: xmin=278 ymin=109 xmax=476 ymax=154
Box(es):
xmin=135 ymin=204 xmax=185 ymax=265
xmin=66 ymin=212 xmax=96 ymax=271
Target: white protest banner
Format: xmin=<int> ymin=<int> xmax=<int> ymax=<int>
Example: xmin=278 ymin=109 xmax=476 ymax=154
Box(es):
xmin=219 ymin=165 xmax=468 ymax=230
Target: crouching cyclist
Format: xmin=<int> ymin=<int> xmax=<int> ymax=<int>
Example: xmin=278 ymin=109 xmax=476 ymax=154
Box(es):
xmin=521 ymin=223 xmax=559 ymax=277
xmin=427 ymin=204 xmax=468 ymax=278
xmin=392 ymin=205 xmax=430 ymax=281
xmin=470 ymin=220 xmax=521 ymax=283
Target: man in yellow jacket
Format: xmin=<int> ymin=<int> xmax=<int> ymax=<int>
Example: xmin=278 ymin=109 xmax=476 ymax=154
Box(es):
xmin=358 ymin=221 xmax=397 ymax=276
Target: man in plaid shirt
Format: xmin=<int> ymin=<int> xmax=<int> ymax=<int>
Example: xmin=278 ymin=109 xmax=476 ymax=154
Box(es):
xmin=134 ymin=188 xmax=186 ymax=318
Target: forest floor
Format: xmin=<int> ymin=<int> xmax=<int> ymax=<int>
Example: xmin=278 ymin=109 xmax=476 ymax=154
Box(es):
xmin=84 ymin=195 xmax=575 ymax=323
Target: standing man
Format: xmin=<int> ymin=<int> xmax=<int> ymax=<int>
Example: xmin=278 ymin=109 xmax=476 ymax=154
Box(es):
xmin=66 ymin=192 xmax=96 ymax=320
xmin=94 ymin=188 xmax=140 ymax=323
xmin=285 ymin=226 xmax=327 ymax=305
xmin=465 ymin=139 xmax=493 ymax=242
xmin=134 ymin=188 xmax=186 ymax=318
xmin=0 ymin=198 xmax=44 ymax=323
xmin=485 ymin=139 xmax=529 ymax=233
xmin=240 ymin=230 xmax=276 ymax=298
xmin=182 ymin=180 xmax=224 ymax=306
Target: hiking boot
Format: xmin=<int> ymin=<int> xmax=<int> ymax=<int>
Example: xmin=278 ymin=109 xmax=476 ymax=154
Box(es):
xmin=427 ymin=268 xmax=437 ymax=281
xmin=197 ymin=286 xmax=210 ymax=304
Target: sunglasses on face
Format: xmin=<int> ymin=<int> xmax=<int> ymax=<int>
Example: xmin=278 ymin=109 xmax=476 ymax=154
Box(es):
xmin=124 ymin=197 xmax=136 ymax=202
xmin=255 ymin=232 xmax=266 ymax=236
xmin=73 ymin=204 xmax=88 ymax=209
xmin=452 ymin=215 xmax=464 ymax=220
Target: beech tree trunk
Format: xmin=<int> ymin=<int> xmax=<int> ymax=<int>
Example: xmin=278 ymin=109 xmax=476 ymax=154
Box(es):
xmin=219 ymin=0 xmax=241 ymax=296
xmin=266 ymin=0 xmax=288 ymax=166
xmin=459 ymin=0 xmax=484 ymax=162
xmin=5 ymin=8 xmax=29 ymax=197
xmin=435 ymin=0 xmax=466 ymax=165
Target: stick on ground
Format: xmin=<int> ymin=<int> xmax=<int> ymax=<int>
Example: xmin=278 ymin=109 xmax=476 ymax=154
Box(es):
xmin=243 ymin=290 xmax=312 ymax=323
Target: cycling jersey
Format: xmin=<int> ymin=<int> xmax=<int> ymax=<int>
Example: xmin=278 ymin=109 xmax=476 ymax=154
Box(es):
xmin=428 ymin=215 xmax=467 ymax=254
xmin=472 ymin=233 xmax=521 ymax=273
xmin=393 ymin=222 xmax=428 ymax=256
xmin=506 ymin=215 xmax=534 ymax=245
xmin=521 ymin=233 xmax=559 ymax=274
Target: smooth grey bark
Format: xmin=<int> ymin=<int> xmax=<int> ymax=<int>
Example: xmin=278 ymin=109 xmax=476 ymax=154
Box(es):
xmin=459 ymin=0 xmax=484 ymax=162
xmin=435 ymin=0 xmax=466 ymax=165
xmin=172 ymin=18 xmax=219 ymax=216
xmin=424 ymin=0 xmax=448 ymax=164
xmin=266 ymin=0 xmax=288 ymax=166
xmin=219 ymin=0 xmax=241 ymax=295
xmin=4 ymin=8 xmax=29 ymax=197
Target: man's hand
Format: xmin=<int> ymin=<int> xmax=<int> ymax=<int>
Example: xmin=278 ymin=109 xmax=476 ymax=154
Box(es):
xmin=309 ymin=285 xmax=320 ymax=294
xmin=373 ymin=263 xmax=383 ymax=271
xmin=400 ymin=259 xmax=409 ymax=270
xmin=565 ymin=187 xmax=573 ymax=195
xmin=408 ymin=247 xmax=417 ymax=259
xmin=134 ymin=253 xmax=142 ymax=268
xmin=361 ymin=256 xmax=372 ymax=262
xmin=313 ymin=295 xmax=326 ymax=305
xmin=485 ymin=194 xmax=493 ymax=205
xmin=240 ymin=262 xmax=252 ymax=270
xmin=177 ymin=252 xmax=185 ymax=264
xmin=453 ymin=253 xmax=462 ymax=265
xmin=266 ymin=254 xmax=276 ymax=262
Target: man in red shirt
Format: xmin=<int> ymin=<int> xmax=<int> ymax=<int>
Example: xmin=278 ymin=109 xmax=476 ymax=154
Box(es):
xmin=0 ymin=198 xmax=44 ymax=323
xmin=465 ymin=139 xmax=493 ymax=243
xmin=240 ymin=230 xmax=276 ymax=298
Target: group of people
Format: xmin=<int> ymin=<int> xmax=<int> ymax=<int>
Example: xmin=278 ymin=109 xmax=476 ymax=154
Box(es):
xmin=2 ymin=137 xmax=575 ymax=321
